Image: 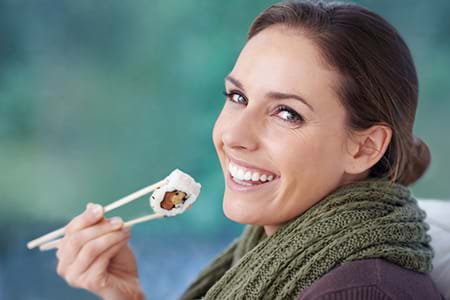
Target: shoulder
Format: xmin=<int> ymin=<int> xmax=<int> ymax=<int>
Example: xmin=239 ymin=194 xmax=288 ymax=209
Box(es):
xmin=298 ymin=259 xmax=443 ymax=300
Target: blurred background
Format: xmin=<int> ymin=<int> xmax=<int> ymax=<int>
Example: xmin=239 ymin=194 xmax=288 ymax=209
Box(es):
xmin=0 ymin=0 xmax=449 ymax=299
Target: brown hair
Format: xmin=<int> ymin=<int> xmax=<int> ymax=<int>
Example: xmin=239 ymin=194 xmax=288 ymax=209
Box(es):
xmin=247 ymin=0 xmax=431 ymax=186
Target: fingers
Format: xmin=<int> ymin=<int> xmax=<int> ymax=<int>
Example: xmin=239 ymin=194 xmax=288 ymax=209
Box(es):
xmin=57 ymin=224 xmax=130 ymax=284
xmin=63 ymin=239 xmax=129 ymax=291
xmin=65 ymin=227 xmax=130 ymax=276
xmin=81 ymin=240 xmax=129 ymax=290
xmin=65 ymin=203 xmax=104 ymax=235
xmin=56 ymin=217 xmax=124 ymax=263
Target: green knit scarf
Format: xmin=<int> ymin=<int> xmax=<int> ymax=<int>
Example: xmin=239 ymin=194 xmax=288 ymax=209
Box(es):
xmin=181 ymin=179 xmax=433 ymax=300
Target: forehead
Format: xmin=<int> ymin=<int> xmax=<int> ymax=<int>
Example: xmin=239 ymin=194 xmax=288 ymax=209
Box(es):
xmin=229 ymin=25 xmax=341 ymax=111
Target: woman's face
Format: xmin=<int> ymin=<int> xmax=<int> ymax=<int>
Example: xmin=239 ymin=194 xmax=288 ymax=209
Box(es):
xmin=213 ymin=25 xmax=353 ymax=234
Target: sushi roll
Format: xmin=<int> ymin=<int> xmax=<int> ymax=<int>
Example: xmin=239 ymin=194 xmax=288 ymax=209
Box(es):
xmin=150 ymin=169 xmax=201 ymax=216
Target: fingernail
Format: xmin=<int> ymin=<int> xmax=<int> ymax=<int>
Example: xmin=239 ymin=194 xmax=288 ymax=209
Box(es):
xmin=91 ymin=204 xmax=103 ymax=217
xmin=109 ymin=217 xmax=123 ymax=227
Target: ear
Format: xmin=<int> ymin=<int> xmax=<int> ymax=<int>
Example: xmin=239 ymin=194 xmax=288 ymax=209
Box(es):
xmin=343 ymin=124 xmax=392 ymax=175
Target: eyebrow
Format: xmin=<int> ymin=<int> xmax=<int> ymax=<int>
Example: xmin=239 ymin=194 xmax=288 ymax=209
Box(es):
xmin=225 ymin=75 xmax=314 ymax=112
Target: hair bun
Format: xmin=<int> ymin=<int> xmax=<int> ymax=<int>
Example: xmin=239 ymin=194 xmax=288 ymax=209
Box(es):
xmin=399 ymin=136 xmax=431 ymax=186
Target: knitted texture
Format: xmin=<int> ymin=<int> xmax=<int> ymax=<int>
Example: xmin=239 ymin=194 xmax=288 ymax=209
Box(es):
xmin=181 ymin=179 xmax=433 ymax=300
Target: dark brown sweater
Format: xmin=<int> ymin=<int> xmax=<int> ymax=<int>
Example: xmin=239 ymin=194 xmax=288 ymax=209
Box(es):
xmin=298 ymin=259 xmax=444 ymax=300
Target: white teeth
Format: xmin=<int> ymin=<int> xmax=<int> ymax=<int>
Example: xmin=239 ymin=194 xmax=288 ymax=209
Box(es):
xmin=234 ymin=178 xmax=252 ymax=186
xmin=227 ymin=161 xmax=275 ymax=184
xmin=251 ymin=172 xmax=260 ymax=182
xmin=236 ymin=169 xmax=245 ymax=180
xmin=228 ymin=163 xmax=236 ymax=177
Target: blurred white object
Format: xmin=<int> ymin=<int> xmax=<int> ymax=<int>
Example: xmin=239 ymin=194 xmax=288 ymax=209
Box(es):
xmin=418 ymin=198 xmax=450 ymax=300
xmin=150 ymin=169 xmax=201 ymax=216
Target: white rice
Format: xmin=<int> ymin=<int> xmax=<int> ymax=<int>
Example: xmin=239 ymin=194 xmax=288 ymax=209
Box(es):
xmin=149 ymin=169 xmax=201 ymax=216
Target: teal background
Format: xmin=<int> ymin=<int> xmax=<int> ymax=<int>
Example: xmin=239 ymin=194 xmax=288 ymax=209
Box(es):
xmin=0 ymin=1 xmax=449 ymax=299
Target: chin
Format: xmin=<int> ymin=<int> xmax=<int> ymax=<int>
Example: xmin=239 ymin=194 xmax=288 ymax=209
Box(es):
xmin=223 ymin=198 xmax=246 ymax=224
xmin=222 ymin=196 xmax=264 ymax=225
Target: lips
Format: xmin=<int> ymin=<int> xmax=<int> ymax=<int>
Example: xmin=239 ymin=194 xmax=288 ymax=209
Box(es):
xmin=226 ymin=170 xmax=279 ymax=193
xmin=228 ymin=156 xmax=277 ymax=175
xmin=228 ymin=161 xmax=275 ymax=182
xmin=226 ymin=156 xmax=279 ymax=189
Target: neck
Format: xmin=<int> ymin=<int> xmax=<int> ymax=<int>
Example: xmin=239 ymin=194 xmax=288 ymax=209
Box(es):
xmin=263 ymin=225 xmax=279 ymax=236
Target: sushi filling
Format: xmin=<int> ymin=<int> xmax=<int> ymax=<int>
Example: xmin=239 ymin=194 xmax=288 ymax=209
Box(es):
xmin=160 ymin=190 xmax=188 ymax=210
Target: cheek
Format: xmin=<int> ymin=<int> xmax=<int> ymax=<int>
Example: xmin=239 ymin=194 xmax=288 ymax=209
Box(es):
xmin=268 ymin=130 xmax=321 ymax=171
xmin=212 ymin=108 xmax=229 ymax=172
xmin=273 ymin=128 xmax=346 ymax=191
xmin=263 ymin=131 xmax=346 ymax=223
xmin=212 ymin=109 xmax=225 ymax=150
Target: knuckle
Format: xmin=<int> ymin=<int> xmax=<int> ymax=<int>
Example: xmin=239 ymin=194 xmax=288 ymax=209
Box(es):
xmin=56 ymin=263 xmax=65 ymax=277
xmin=95 ymin=222 xmax=111 ymax=234
xmin=57 ymin=239 xmax=68 ymax=257
xmin=64 ymin=223 xmax=77 ymax=235
xmin=66 ymin=234 xmax=82 ymax=250
xmin=84 ymin=242 xmax=100 ymax=258
xmin=65 ymin=216 xmax=82 ymax=234
xmin=65 ymin=273 xmax=78 ymax=287
xmin=77 ymin=251 xmax=90 ymax=267
xmin=84 ymin=277 xmax=103 ymax=291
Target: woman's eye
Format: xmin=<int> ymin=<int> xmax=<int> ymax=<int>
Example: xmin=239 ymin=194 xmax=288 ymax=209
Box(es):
xmin=223 ymin=90 xmax=248 ymax=105
xmin=274 ymin=105 xmax=304 ymax=124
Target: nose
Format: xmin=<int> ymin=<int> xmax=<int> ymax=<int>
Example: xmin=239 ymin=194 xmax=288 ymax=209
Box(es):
xmin=221 ymin=111 xmax=259 ymax=152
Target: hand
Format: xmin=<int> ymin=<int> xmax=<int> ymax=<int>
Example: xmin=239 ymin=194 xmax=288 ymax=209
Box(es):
xmin=55 ymin=203 xmax=145 ymax=300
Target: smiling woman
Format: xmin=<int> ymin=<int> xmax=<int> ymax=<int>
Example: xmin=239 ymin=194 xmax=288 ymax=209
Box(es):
xmin=214 ymin=25 xmax=360 ymax=235
xmin=52 ymin=0 xmax=444 ymax=299
xmin=185 ymin=0 xmax=443 ymax=299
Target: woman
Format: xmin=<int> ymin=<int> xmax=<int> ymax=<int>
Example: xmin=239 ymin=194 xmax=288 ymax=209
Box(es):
xmin=54 ymin=1 xmax=444 ymax=299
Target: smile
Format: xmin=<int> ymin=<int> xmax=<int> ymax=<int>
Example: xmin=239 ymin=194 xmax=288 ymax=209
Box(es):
xmin=227 ymin=160 xmax=277 ymax=188
xmin=229 ymin=161 xmax=275 ymax=182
